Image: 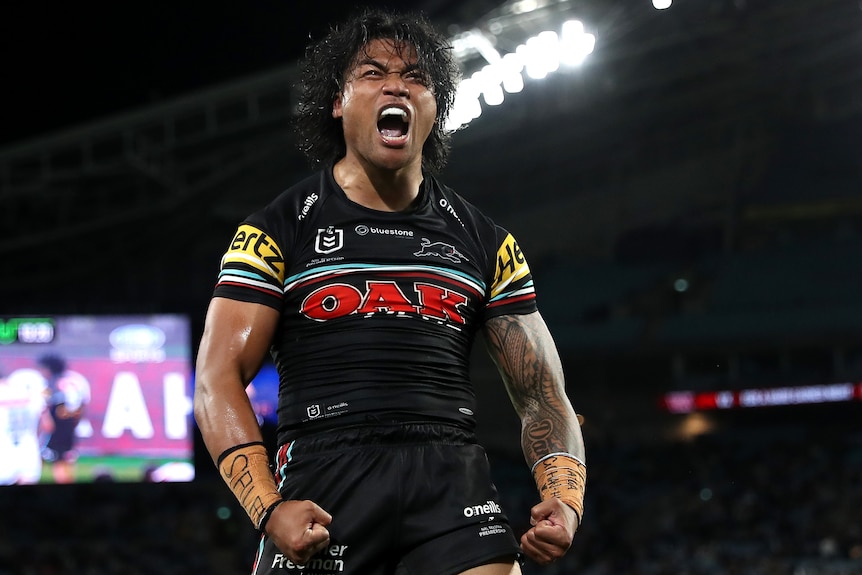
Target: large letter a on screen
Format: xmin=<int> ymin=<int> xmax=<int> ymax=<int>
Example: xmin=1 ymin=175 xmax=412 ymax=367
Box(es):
xmin=102 ymin=372 xmax=155 ymax=439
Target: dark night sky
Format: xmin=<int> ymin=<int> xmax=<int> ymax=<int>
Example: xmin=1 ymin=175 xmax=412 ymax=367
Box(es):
xmin=0 ymin=1 xmax=437 ymax=148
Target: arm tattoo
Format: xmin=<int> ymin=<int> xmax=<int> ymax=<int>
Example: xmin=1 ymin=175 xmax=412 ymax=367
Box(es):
xmin=483 ymin=312 xmax=583 ymax=465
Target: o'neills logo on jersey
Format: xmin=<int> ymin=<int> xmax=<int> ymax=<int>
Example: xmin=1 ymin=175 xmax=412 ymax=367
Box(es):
xmin=301 ymin=281 xmax=468 ymax=326
xmin=315 ymin=227 xmax=343 ymax=254
xmin=439 ymin=198 xmax=465 ymax=228
xmin=297 ymin=193 xmax=319 ymax=220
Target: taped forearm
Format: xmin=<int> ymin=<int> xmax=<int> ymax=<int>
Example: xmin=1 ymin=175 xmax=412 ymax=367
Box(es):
xmin=531 ymin=452 xmax=586 ymax=524
xmin=217 ymin=442 xmax=283 ymax=530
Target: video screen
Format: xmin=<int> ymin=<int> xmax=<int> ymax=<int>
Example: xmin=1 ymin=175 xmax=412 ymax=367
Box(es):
xmin=247 ymin=362 xmax=279 ymax=427
xmin=0 ymin=315 xmax=195 ymax=485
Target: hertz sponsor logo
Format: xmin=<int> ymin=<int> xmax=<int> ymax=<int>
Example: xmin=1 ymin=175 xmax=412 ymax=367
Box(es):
xmin=223 ymin=224 xmax=285 ymax=282
xmin=491 ymin=234 xmax=529 ymax=298
xmin=463 ymin=500 xmax=502 ymax=518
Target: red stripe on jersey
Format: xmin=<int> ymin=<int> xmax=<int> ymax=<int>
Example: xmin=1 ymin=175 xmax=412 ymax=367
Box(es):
xmin=486 ymin=293 xmax=536 ymax=309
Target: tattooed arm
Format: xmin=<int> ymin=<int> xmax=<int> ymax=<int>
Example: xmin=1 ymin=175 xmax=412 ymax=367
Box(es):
xmin=483 ymin=310 xmax=585 ymax=564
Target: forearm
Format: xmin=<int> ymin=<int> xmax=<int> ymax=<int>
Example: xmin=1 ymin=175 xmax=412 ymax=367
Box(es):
xmin=194 ymin=374 xmax=284 ymax=530
xmin=194 ymin=297 xmax=278 ymax=459
xmin=520 ymin=394 xmax=583 ymax=468
xmin=193 ymin=375 xmax=264 ymax=463
xmin=194 ymin=297 xmax=283 ymax=529
xmin=483 ymin=311 xmax=584 ymax=466
xmin=484 ymin=311 xmax=586 ymax=525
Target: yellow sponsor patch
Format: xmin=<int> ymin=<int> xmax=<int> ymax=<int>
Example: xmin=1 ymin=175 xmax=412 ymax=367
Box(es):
xmin=492 ymin=233 xmax=530 ymax=298
xmin=222 ymin=224 xmax=285 ymax=283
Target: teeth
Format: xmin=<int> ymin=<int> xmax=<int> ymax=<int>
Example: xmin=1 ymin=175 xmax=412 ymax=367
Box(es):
xmin=380 ymin=107 xmax=407 ymax=119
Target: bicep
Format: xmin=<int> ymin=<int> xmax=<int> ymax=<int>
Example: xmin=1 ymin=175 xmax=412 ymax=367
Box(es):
xmin=196 ymin=297 xmax=280 ymax=386
xmin=193 ymin=297 xmax=280 ymax=455
xmin=483 ymin=311 xmax=582 ymax=462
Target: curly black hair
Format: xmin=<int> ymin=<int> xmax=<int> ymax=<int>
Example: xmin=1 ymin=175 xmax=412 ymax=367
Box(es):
xmin=37 ymin=353 xmax=67 ymax=377
xmin=294 ymin=7 xmax=460 ymax=174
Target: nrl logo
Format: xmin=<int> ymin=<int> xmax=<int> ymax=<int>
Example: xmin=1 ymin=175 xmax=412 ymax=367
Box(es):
xmin=315 ymin=227 xmax=344 ymax=254
xmin=414 ymin=238 xmax=468 ymax=263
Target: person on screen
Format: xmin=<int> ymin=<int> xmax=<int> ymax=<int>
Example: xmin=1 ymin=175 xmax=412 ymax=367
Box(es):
xmin=37 ymin=354 xmax=90 ymax=483
xmin=194 ymin=8 xmax=586 ymax=575
xmin=0 ymin=367 xmax=51 ymax=485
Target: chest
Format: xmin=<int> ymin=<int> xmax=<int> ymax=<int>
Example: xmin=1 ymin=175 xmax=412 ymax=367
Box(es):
xmin=282 ymin=211 xmax=490 ymax=328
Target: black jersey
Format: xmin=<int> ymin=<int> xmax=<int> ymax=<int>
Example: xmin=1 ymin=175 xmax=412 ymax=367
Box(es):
xmin=213 ymin=168 xmax=537 ymax=444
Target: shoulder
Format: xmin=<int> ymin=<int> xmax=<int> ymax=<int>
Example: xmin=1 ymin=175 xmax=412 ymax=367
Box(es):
xmin=232 ymin=170 xmax=331 ymax=251
xmin=251 ymin=171 xmax=327 ymax=227
xmin=427 ymin=175 xmax=502 ymax=236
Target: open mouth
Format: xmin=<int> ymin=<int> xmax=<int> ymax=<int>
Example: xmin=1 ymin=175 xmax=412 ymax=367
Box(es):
xmin=377 ymin=107 xmax=410 ymax=141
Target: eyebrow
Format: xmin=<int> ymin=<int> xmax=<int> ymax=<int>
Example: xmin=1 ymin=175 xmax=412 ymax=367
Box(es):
xmin=353 ymin=57 xmax=422 ymax=73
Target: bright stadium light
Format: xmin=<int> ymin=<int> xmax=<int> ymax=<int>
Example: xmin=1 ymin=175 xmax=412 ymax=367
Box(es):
xmin=445 ymin=77 xmax=483 ymax=131
xmin=445 ymin=17 xmax=597 ymax=131
xmin=653 ymin=0 xmax=672 ymax=9
xmin=560 ymin=19 xmax=595 ymax=66
xmin=500 ymin=52 xmax=525 ymax=93
xmin=477 ymin=64 xmax=505 ymax=106
xmin=483 ymin=84 xmax=505 ymax=106
xmin=524 ymin=31 xmax=560 ymax=79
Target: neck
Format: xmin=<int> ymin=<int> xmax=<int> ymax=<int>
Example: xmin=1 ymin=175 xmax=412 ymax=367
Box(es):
xmin=333 ymin=156 xmax=424 ymax=212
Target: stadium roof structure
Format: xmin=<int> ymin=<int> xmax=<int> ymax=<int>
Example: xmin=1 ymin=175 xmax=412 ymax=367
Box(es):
xmin=1 ymin=0 xmax=859 ymax=319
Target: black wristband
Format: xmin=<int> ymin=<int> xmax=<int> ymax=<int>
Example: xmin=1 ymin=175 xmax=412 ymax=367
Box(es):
xmin=258 ymin=499 xmax=284 ymax=533
xmin=216 ymin=441 xmax=266 ymax=467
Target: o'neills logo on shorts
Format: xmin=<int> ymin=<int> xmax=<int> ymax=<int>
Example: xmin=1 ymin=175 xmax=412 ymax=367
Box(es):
xmin=463 ymin=500 xmax=502 ymax=518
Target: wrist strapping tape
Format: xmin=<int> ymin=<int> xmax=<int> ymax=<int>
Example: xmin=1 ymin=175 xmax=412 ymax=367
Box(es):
xmin=217 ymin=442 xmax=283 ymax=530
xmin=531 ymin=452 xmax=587 ymax=524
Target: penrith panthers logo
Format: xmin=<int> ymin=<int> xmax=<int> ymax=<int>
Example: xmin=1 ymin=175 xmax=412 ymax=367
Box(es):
xmin=414 ymin=238 xmax=468 ymax=263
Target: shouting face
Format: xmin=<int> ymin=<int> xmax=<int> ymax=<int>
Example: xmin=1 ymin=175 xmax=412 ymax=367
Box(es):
xmin=333 ymin=39 xmax=438 ymax=173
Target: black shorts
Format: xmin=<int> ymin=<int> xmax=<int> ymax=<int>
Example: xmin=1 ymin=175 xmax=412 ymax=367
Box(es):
xmin=44 ymin=416 xmax=79 ymax=460
xmin=252 ymin=423 xmax=521 ymax=575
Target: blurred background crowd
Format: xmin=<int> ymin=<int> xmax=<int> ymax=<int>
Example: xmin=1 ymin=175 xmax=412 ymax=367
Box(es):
xmin=1 ymin=409 xmax=859 ymax=575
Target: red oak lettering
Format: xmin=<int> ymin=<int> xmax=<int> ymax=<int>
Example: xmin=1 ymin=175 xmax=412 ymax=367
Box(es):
xmin=301 ymin=283 xmax=363 ymax=321
xmin=415 ymin=283 xmax=467 ymax=324
xmin=357 ymin=281 xmax=414 ymax=315
xmin=300 ymin=281 xmax=468 ymax=323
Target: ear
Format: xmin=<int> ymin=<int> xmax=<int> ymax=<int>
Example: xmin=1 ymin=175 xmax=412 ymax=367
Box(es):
xmin=332 ymin=94 xmax=344 ymax=119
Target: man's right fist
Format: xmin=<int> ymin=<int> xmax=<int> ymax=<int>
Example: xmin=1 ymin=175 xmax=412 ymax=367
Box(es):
xmin=264 ymin=499 xmax=333 ymax=565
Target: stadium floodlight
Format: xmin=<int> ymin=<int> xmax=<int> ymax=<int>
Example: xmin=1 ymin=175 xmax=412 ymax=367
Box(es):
xmin=478 ymin=64 xmax=506 ymax=105
xmin=445 ymin=16 xmax=597 ymax=131
xmin=524 ymin=31 xmax=560 ymax=79
xmin=560 ymin=20 xmax=595 ymax=66
xmin=653 ymin=0 xmax=672 ymax=9
xmin=445 ymin=77 xmax=484 ymax=131
xmin=501 ymin=52 xmax=525 ymax=93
